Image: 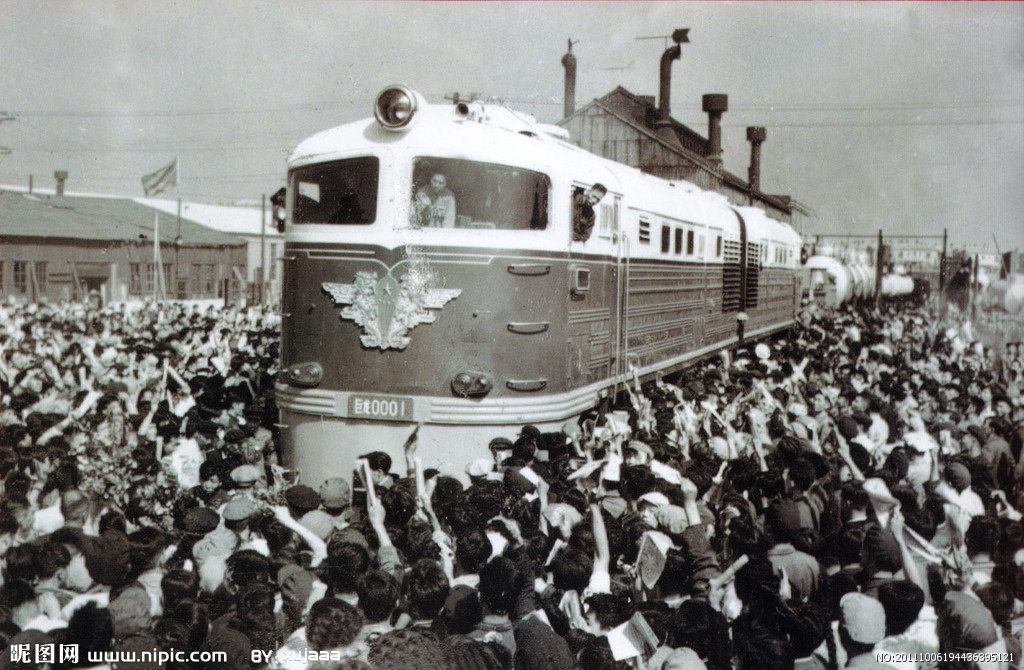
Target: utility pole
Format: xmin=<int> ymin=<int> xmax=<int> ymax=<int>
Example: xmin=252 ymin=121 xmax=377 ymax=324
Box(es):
xmin=874 ymin=229 xmax=884 ymax=307
xmin=259 ymin=194 xmax=267 ymax=305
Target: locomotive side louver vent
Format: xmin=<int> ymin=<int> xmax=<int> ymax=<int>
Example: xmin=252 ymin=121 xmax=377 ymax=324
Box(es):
xmin=721 ymin=238 xmax=743 ymax=313
xmin=639 ymin=219 xmax=651 ymax=244
xmin=745 ymin=241 xmax=761 ymax=309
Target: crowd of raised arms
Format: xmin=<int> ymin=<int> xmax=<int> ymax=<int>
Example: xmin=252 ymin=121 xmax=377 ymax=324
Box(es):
xmin=1 ymin=298 xmax=1023 ymax=670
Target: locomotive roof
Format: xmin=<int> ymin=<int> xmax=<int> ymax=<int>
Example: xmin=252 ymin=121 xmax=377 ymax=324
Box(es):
xmin=289 ymin=99 xmax=705 ymax=194
xmin=288 ymin=95 xmax=800 ymax=243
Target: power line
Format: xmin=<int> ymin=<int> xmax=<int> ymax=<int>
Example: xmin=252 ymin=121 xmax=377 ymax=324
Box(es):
xmin=717 ymin=119 xmax=1023 ymax=128
xmin=7 ymin=98 xmax=1023 ymax=118
xmin=7 ymin=101 xmax=363 ymax=118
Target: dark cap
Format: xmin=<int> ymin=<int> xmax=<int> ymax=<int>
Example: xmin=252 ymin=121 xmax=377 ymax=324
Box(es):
xmin=944 ymin=462 xmax=972 ymax=491
xmin=488 ymin=437 xmax=514 ymax=454
xmin=285 ymin=485 xmax=320 ymax=513
xmin=182 ymin=506 xmax=220 ymax=535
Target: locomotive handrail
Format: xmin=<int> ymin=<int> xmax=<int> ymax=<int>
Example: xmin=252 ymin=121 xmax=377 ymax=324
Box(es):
xmin=507 ymin=263 xmax=552 ymax=276
xmin=506 ymin=379 xmax=548 ymax=392
xmin=622 ymin=236 xmax=631 ymax=393
xmin=507 ymin=322 xmax=550 ymax=334
xmin=613 ymin=227 xmax=624 ymax=397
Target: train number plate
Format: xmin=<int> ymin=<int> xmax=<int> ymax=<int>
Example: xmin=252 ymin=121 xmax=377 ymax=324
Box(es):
xmin=347 ymin=394 xmax=414 ymax=422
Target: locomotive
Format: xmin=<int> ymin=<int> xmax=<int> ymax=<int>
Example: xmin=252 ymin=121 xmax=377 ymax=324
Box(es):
xmin=275 ymin=86 xmax=802 ymax=485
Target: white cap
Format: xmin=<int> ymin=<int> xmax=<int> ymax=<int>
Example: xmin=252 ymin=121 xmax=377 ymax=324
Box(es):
xmin=637 ymin=492 xmax=671 ymax=508
xmin=465 ymin=458 xmax=493 ymax=478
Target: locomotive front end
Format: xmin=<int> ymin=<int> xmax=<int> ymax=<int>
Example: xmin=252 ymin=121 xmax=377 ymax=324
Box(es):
xmin=276 ymin=89 xmax=579 ymax=485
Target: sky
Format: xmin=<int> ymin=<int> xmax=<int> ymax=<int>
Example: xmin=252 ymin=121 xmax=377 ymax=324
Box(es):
xmin=1 ymin=1 xmax=1022 ymax=250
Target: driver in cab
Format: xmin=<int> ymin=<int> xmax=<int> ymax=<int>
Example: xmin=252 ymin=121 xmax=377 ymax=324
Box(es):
xmin=412 ymin=173 xmax=457 ymax=227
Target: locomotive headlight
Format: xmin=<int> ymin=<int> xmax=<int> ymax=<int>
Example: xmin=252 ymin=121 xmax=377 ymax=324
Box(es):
xmin=374 ymin=85 xmax=420 ymax=130
xmin=451 ymin=371 xmax=493 ymax=398
xmin=285 ymin=362 xmax=324 ymax=388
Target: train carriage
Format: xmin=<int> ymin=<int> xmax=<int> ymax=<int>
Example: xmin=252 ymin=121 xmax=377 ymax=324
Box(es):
xmin=276 ymin=87 xmax=801 ymax=484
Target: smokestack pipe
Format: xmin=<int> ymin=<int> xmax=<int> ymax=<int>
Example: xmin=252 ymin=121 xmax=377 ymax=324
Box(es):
xmin=54 ymin=170 xmax=68 ymax=197
xmin=657 ymin=29 xmax=690 ymax=120
xmin=746 ymin=126 xmax=766 ymax=192
xmin=658 ymin=44 xmax=681 ymax=120
xmin=561 ymin=39 xmax=576 ymax=119
xmin=28 ymin=175 xmax=33 ymax=195
xmin=702 ymin=94 xmax=728 ymax=165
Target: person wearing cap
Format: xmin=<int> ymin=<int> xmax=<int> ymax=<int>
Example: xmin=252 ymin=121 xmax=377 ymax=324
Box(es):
xmin=465 ymin=458 xmax=493 ymax=483
xmin=284 ymin=484 xmax=320 ymax=519
xmin=318 ymin=477 xmax=356 ymax=530
xmin=936 ymin=591 xmax=1010 ymax=670
xmin=229 ymin=463 xmax=262 ymax=490
xmin=221 ymin=496 xmax=270 ymax=557
xmin=765 ymin=498 xmax=821 ymax=603
xmin=838 ymin=592 xmax=894 ymax=668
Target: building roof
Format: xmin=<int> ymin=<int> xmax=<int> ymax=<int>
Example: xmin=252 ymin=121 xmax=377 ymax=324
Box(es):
xmin=0 ymin=189 xmax=244 ymax=247
xmin=136 ymin=197 xmax=281 ymax=238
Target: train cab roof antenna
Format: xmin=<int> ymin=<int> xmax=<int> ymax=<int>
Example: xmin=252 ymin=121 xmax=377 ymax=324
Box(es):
xmin=635 ymin=28 xmax=690 ymax=49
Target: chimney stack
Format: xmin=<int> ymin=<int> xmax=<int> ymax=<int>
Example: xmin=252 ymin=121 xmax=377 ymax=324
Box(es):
xmin=658 ymin=29 xmax=689 ymax=120
xmin=54 ymin=170 xmax=68 ymax=196
xmin=746 ymin=126 xmax=766 ymax=192
xmin=28 ymin=175 xmax=33 ymax=195
xmin=702 ymin=94 xmax=728 ymax=166
xmin=561 ymin=39 xmax=576 ymax=119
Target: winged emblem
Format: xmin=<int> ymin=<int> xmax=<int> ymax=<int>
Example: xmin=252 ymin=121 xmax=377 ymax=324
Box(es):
xmin=323 ymin=263 xmax=461 ymax=350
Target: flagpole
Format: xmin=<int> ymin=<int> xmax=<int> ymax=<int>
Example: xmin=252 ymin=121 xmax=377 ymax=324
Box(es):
xmin=153 ymin=212 xmax=159 ymax=301
xmin=153 ymin=212 xmax=166 ymax=301
xmin=260 ymin=193 xmax=267 ymax=305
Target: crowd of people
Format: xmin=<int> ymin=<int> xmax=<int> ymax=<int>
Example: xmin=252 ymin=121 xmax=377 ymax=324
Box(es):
xmin=1 ymin=297 xmax=1023 ymax=670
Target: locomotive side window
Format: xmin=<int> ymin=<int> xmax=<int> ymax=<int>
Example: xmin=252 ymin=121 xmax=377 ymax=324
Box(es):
xmin=674 ymin=228 xmax=683 ymax=255
xmin=686 ymin=229 xmax=695 ymax=256
xmin=661 ymin=225 xmax=671 ymax=254
xmin=290 ymin=156 xmax=379 ymax=225
xmin=410 ymin=157 xmax=549 ymax=231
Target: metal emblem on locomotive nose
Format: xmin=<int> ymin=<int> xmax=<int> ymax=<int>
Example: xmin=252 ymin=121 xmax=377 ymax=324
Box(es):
xmin=322 ymin=263 xmax=461 ymax=351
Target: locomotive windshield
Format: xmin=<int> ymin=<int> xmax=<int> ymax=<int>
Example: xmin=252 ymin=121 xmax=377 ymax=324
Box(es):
xmin=409 ymin=157 xmax=549 ymax=230
xmin=290 ymin=156 xmax=379 ymax=225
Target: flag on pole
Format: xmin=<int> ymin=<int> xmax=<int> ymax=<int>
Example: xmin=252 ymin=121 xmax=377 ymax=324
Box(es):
xmin=142 ymin=157 xmax=178 ymax=196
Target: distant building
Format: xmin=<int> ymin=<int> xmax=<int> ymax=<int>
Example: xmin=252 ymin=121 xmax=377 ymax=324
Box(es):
xmin=961 ymin=243 xmax=1005 ymax=279
xmin=138 ymin=197 xmax=284 ymax=303
xmin=0 ymin=189 xmax=246 ymax=305
xmin=557 ymin=86 xmax=811 ymax=230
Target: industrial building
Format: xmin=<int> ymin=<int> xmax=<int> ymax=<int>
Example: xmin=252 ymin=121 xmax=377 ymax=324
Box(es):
xmin=0 ymin=185 xmax=247 ymax=305
xmin=556 ymin=37 xmax=811 ymax=231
